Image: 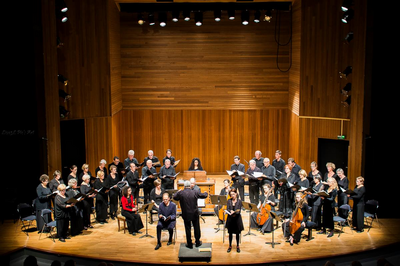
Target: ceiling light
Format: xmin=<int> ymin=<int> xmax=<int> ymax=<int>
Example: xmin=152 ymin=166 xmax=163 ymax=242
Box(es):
xmin=228 ymin=10 xmax=235 ymax=20
xmin=341 ymin=83 xmax=351 ymax=96
xmin=264 ymin=9 xmax=272 ymax=22
xmin=241 ymin=10 xmax=249 ymax=25
xmin=195 ymin=11 xmax=203 ymax=26
xmin=344 ymin=31 xmax=353 ymax=43
xmin=339 ymin=66 xmax=352 ymax=79
xmin=214 ymin=10 xmax=221 ymax=22
xmin=341 ymin=0 xmax=353 ymax=12
xmin=137 ymin=13 xmax=144 ymax=25
xmin=341 ymin=9 xmax=354 ymax=23
xmin=148 ymin=13 xmax=155 ymax=26
xmin=183 ymin=10 xmax=191 ymax=21
xmin=253 ymin=10 xmax=261 ymax=23
xmin=172 ymin=10 xmax=179 ymax=22
xmin=159 ymin=12 xmax=167 ymax=27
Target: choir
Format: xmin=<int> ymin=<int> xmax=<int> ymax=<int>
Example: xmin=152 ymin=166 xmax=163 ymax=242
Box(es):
xmin=32 ymin=148 xmax=366 ymax=249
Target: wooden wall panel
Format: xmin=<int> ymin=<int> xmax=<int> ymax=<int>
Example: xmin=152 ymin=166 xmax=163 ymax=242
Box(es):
xmin=113 ymin=109 xmax=289 ymax=174
xmin=120 ymin=10 xmax=291 ymax=110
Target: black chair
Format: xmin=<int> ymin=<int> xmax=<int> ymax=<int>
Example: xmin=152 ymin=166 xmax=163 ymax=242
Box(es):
xmin=333 ymin=204 xmax=352 ymax=237
xmin=39 ymin=209 xmax=57 ymax=242
xmin=305 ymin=221 xmax=317 ymax=241
xmin=364 ymin=199 xmax=379 ymax=232
xmin=17 ymin=203 xmax=36 ymax=236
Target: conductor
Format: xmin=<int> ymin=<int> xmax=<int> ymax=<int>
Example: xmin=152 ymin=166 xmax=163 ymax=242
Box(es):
xmin=173 ymin=180 xmax=208 ymax=249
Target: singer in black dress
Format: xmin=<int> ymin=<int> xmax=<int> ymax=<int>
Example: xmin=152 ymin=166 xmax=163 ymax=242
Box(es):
xmin=349 ymin=176 xmax=366 ymax=233
xmin=93 ymin=170 xmax=109 ymax=224
xmin=80 ymin=174 xmax=95 ymax=229
xmin=66 ymin=178 xmax=84 ymax=236
xmin=337 ymin=168 xmax=349 ymax=218
xmin=106 ymin=165 xmax=121 ymax=220
xmin=35 ymin=174 xmax=53 ymax=232
xmin=318 ymin=177 xmax=338 ymax=237
xmin=54 ymin=184 xmax=74 ymax=242
xmin=225 ymin=188 xmax=244 ymax=253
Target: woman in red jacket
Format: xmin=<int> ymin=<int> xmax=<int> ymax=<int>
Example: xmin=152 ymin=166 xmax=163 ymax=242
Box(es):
xmin=121 ymin=186 xmax=144 ymax=235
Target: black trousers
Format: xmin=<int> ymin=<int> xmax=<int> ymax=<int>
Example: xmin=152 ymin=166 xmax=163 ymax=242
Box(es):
xmin=121 ymin=210 xmax=144 ymax=233
xmin=310 ymin=205 xmax=322 ymax=229
xmin=249 ymin=184 xmax=259 ymax=204
xmin=233 ymin=182 xmax=245 ymax=201
xmin=56 ymin=218 xmax=69 ymax=239
xmin=157 ymin=221 xmax=174 ymax=244
xmin=183 ymin=217 xmax=201 ymax=246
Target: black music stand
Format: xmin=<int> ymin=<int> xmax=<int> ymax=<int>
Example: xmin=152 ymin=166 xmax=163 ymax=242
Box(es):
xmin=210 ymin=195 xmax=228 ymax=233
xmin=242 ymin=201 xmax=259 ymax=237
xmin=264 ymin=211 xmax=281 ymax=248
xmin=139 ymin=202 xmax=154 ymax=238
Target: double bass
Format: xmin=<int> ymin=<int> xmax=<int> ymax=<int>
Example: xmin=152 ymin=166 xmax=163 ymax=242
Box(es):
xmin=289 ymin=193 xmax=307 ymax=235
xmin=257 ymin=189 xmax=272 ymax=225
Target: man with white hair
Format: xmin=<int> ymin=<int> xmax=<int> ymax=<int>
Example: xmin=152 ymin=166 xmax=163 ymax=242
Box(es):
xmin=159 ymin=159 xmax=176 ymax=190
xmin=246 ymin=159 xmax=262 ymax=204
xmin=124 ymin=150 xmax=139 ymax=170
xmin=173 ymin=180 xmax=208 ymax=249
xmin=143 ymin=150 xmax=161 ymax=168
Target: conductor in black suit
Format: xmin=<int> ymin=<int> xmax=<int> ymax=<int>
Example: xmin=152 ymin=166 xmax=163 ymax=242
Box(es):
xmin=173 ymin=180 xmax=208 ymax=248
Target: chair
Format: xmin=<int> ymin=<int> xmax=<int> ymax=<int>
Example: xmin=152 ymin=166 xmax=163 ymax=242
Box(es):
xmin=39 ymin=209 xmax=57 ymax=242
xmin=364 ymin=199 xmax=379 ymax=232
xmin=17 ymin=203 xmax=36 ymax=236
xmin=305 ymin=221 xmax=317 ymax=241
xmin=117 ymin=214 xmax=127 ymax=233
xmin=333 ymin=204 xmax=352 ymax=237
xmin=161 ymin=221 xmax=177 ymax=244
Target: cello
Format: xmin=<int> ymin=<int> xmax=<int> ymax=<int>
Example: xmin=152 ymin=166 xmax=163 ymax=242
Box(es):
xmin=289 ymin=193 xmax=307 ymax=235
xmin=218 ymin=187 xmax=231 ymax=221
xmin=257 ymin=189 xmax=272 ymax=225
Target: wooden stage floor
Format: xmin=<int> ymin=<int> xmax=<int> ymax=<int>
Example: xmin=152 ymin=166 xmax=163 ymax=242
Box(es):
xmin=1 ymin=175 xmax=399 ymax=265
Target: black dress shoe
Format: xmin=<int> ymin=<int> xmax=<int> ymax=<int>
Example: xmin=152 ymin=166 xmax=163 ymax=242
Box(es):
xmin=155 ymin=243 xmax=161 ymax=250
xmin=59 ymin=238 xmax=65 ymax=242
xmin=167 ymin=241 xmax=173 ymax=246
xmin=65 ymin=236 xmax=71 ymax=239
xmin=185 ymin=244 xmax=193 ymax=249
xmin=327 ymin=231 xmax=334 ymax=238
xmin=227 ymin=247 xmax=232 ymax=253
xmin=195 ymin=241 xmax=202 ymax=247
xmin=237 ymin=247 xmax=241 ymax=253
xmin=131 ymin=232 xmax=136 ymax=236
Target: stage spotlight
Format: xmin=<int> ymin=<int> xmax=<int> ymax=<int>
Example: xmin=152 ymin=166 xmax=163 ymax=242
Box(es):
xmin=228 ymin=10 xmax=235 ymax=20
xmin=172 ymin=10 xmax=179 ymax=22
xmin=341 ymin=9 xmax=354 ymax=23
xmin=341 ymin=83 xmax=351 ymax=96
xmin=241 ymin=10 xmax=249 ymax=25
xmin=253 ymin=10 xmax=261 ymax=23
xmin=56 ymin=0 xmax=68 ymax=13
xmin=344 ymin=31 xmax=353 ymax=43
xmin=195 ymin=11 xmax=203 ymax=26
xmin=137 ymin=13 xmax=145 ymax=25
xmin=59 ymin=106 xmax=70 ymax=118
xmin=148 ymin=13 xmax=155 ymax=26
xmin=183 ymin=10 xmax=191 ymax=21
xmin=58 ymin=74 xmax=68 ymax=86
xmin=159 ymin=12 xmax=167 ymax=27
xmin=339 ymin=66 xmax=352 ymax=79
xmin=214 ymin=10 xmax=221 ymax=22
xmin=341 ymin=96 xmax=351 ymax=107
xmin=341 ymin=0 xmax=353 ymax=12
xmin=59 ymin=89 xmax=71 ymax=102
xmin=56 ymin=11 xmax=68 ymax=23
xmin=264 ymin=9 xmax=272 ymax=22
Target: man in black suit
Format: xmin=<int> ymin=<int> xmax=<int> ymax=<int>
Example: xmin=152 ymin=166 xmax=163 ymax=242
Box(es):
xmin=173 ymin=181 xmax=208 ymax=248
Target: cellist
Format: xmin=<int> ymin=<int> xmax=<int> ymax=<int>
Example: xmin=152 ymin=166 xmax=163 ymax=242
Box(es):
xmin=214 ymin=179 xmax=231 ymax=225
xmin=282 ymin=192 xmax=309 ymax=246
xmin=250 ymin=184 xmax=276 ymax=233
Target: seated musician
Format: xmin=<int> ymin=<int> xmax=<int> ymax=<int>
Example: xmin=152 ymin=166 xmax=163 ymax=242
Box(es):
xmin=155 ymin=193 xmax=177 ymax=250
xmin=214 ymin=179 xmax=231 ymax=225
xmin=282 ymin=192 xmax=309 ymax=246
xmin=188 ymin=157 xmax=203 ymax=171
xmin=250 ymin=184 xmax=276 ymax=233
xmin=121 ymin=186 xmax=144 ymax=236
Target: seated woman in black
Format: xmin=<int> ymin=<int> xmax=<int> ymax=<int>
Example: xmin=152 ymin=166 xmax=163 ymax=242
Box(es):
xmin=282 ymin=192 xmax=309 ymax=246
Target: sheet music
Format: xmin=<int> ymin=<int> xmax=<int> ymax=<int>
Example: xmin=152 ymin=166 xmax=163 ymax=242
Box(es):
xmin=197 ymin=198 xmax=205 ymax=208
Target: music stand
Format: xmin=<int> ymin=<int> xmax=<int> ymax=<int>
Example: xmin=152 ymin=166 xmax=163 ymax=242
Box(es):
xmin=138 ymin=202 xmax=155 ymax=238
xmin=264 ymin=211 xmax=281 ymax=248
xmin=242 ymin=201 xmax=259 ymax=237
xmin=210 ymin=195 xmax=228 ymax=233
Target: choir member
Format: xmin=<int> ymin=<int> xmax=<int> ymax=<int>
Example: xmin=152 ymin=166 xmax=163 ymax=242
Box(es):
xmin=126 ymin=162 xmax=140 ymax=203
xmin=297 ymin=170 xmax=310 ymax=189
xmin=246 ymin=160 xmax=261 ymax=204
xmin=288 ymin=158 xmax=302 ymax=180
xmin=307 ymin=161 xmax=322 ymax=186
xmin=80 ymin=174 xmax=95 ymax=229
xmin=150 ymin=179 xmax=165 ymax=223
xmin=348 ymin=176 xmax=366 ymax=233
xmin=225 ymin=188 xmax=244 ymax=253
xmin=67 ymin=165 xmax=78 ymax=182
xmin=162 ymin=149 xmax=176 ymax=166
xmin=78 ymin=164 xmax=94 ymax=185
xmin=318 ymin=177 xmax=338 ymax=237
xmin=159 ymin=159 xmax=176 ymax=190
xmin=121 ymin=186 xmax=144 ymax=236
xmin=230 ymin=156 xmax=245 ymax=201
xmin=66 ymin=178 xmax=84 ymax=236
xmin=35 ymin=174 xmax=53 ymax=232
xmin=306 ymin=174 xmax=324 ymax=230
xmin=250 ymin=184 xmax=276 ymax=233
xmin=55 ymin=184 xmax=74 ymax=242
xmin=252 ymin=150 xmax=264 ymax=169
xmin=188 ymin=157 xmax=203 ymax=171
xmin=124 ymin=150 xmax=139 ymax=170
xmin=106 ymin=165 xmax=120 ymax=220
xmin=95 ymin=159 xmax=108 ymax=179
xmin=49 ymin=170 xmax=64 ymax=192
xmin=324 ymin=162 xmax=337 ymax=182
xmin=93 ymin=170 xmax=109 ymax=224
xmin=108 ymin=156 xmax=125 ymax=177
xmin=142 ymin=159 xmax=158 ymax=204
xmin=337 ymin=168 xmax=349 ymax=218
xmin=144 ymin=150 xmax=161 ymax=168
xmin=214 ymin=179 xmax=231 ymax=225
xmin=173 ymin=181 xmax=208 ymax=249
xmin=260 ymin=157 xmax=276 ymax=187
xmin=277 ymin=165 xmax=296 ymax=217
xmin=155 ymin=193 xmax=177 ymax=250
xmin=282 ymin=192 xmax=309 ymax=246
xmin=272 ymin=150 xmax=286 ymax=178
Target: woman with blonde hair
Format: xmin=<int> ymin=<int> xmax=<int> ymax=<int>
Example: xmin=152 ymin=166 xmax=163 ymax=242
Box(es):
xmin=55 ymin=184 xmax=75 ymax=242
xmin=348 ymin=176 xmax=366 ymax=233
xmin=318 ymin=177 xmax=337 ymax=237
xmin=324 ymin=162 xmax=337 ymax=182
xmin=93 ymin=170 xmax=109 ymax=224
